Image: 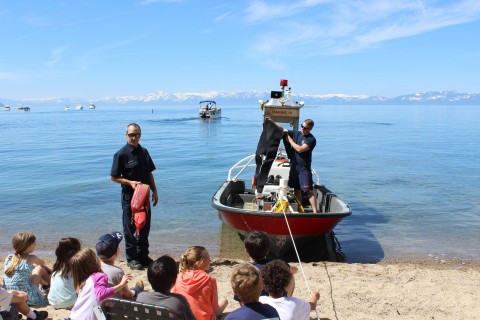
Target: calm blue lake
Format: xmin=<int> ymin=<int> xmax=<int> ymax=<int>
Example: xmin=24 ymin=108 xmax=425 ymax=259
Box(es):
xmin=1 ymin=104 xmax=479 ymax=263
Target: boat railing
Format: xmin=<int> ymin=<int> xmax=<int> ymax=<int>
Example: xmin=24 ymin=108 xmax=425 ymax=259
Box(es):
xmin=227 ymin=152 xmax=321 ymax=185
xmin=228 ymin=154 xmax=256 ymax=182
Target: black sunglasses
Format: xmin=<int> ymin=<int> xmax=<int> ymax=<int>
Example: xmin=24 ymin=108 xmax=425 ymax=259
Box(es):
xmin=301 ymin=124 xmax=311 ymax=130
xmin=127 ymin=133 xmax=140 ymax=138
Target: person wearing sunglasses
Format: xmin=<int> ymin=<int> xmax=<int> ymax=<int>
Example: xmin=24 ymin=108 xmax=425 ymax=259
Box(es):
xmin=283 ymin=119 xmax=318 ymax=213
xmin=110 ymin=123 xmax=159 ymax=270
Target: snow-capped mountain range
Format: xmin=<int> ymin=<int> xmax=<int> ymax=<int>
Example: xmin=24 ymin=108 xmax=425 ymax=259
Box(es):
xmin=1 ymin=90 xmax=479 ymax=107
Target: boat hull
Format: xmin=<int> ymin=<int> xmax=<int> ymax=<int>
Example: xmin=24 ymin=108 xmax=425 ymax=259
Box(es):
xmin=199 ymin=109 xmax=221 ymax=118
xmin=217 ymin=208 xmax=345 ymax=235
xmin=212 ymin=180 xmax=351 ymax=257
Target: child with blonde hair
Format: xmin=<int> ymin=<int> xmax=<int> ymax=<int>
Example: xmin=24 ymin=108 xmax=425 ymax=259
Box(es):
xmin=172 ymin=246 xmax=228 ymax=320
xmin=69 ymin=248 xmax=131 ymax=320
xmin=48 ymin=237 xmax=82 ymax=309
xmin=225 ymin=263 xmax=279 ymax=320
xmin=3 ymin=232 xmax=51 ymax=307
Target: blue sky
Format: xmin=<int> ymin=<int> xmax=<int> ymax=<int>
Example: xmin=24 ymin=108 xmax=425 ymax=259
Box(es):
xmin=1 ymin=0 xmax=479 ymax=99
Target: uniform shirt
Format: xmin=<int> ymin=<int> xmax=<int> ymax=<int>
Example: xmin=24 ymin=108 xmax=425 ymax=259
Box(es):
xmin=111 ymin=143 xmax=156 ymax=193
xmin=287 ymin=130 xmax=316 ymax=169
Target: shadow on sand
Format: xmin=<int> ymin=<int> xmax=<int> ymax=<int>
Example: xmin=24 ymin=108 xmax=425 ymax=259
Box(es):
xmin=218 ymin=223 xmax=346 ymax=263
xmin=217 ymin=200 xmax=388 ymax=264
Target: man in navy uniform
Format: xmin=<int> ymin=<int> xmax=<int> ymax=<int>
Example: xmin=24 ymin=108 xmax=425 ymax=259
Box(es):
xmin=111 ymin=123 xmax=158 ymax=270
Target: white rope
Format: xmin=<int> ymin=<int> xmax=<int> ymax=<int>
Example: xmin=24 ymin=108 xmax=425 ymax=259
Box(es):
xmin=277 ymin=188 xmax=320 ymax=320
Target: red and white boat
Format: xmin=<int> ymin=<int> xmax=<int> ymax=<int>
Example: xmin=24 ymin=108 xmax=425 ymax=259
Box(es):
xmin=211 ymin=80 xmax=352 ymax=257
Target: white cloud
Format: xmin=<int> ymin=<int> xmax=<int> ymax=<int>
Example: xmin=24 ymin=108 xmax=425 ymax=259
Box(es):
xmin=75 ymin=37 xmax=143 ymax=70
xmin=244 ymin=0 xmax=480 ymax=59
xmin=139 ymin=0 xmax=184 ymax=5
xmin=214 ymin=11 xmax=232 ymax=22
xmin=244 ymin=0 xmax=331 ymax=23
xmin=46 ymin=46 xmax=68 ymax=68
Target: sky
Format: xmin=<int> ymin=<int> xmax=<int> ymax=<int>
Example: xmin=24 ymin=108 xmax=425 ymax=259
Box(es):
xmin=1 ymin=0 xmax=480 ymax=99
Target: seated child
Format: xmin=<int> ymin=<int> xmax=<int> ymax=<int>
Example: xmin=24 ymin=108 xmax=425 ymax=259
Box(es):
xmin=70 ymin=248 xmax=131 ymax=320
xmin=259 ymin=260 xmax=320 ymax=320
xmin=0 ymin=287 xmax=48 ymax=320
xmin=3 ymin=232 xmax=51 ymax=307
xmin=225 ymin=263 xmax=279 ymax=320
xmin=96 ymin=232 xmax=143 ymax=299
xmin=136 ymin=255 xmax=196 ymax=320
xmin=172 ymin=246 xmax=228 ymax=320
xmin=243 ymin=230 xmax=297 ymax=297
xmin=48 ymin=237 xmax=82 ymax=309
xmin=244 ymin=230 xmax=271 ymax=269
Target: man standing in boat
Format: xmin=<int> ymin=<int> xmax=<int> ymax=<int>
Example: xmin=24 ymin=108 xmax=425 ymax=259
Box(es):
xmin=284 ymin=119 xmax=318 ymax=213
xmin=111 ymin=123 xmax=158 ymax=270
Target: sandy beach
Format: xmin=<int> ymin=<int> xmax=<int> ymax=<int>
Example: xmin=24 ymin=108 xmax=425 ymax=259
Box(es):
xmin=1 ymin=256 xmax=479 ymax=320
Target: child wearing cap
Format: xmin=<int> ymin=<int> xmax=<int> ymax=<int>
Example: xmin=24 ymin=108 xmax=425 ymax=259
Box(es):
xmin=96 ymin=232 xmax=144 ymax=300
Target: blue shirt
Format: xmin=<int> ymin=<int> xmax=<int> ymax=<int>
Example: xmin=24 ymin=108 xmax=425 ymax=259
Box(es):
xmin=287 ymin=130 xmax=316 ymax=169
xmin=111 ymin=143 xmax=156 ymax=193
xmin=225 ymin=302 xmax=280 ymax=320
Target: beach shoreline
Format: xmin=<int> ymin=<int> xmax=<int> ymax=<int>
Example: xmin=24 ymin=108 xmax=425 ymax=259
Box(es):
xmin=1 ymin=256 xmax=479 ymax=320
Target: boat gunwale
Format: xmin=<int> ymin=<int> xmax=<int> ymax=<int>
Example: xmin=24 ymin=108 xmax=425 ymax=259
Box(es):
xmin=211 ymin=181 xmax=352 ymax=219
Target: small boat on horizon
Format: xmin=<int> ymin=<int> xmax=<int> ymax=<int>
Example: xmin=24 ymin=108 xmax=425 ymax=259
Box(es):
xmin=199 ymin=100 xmax=221 ymax=119
xmin=211 ymin=79 xmax=351 ymax=258
xmin=88 ymin=103 xmax=96 ymax=110
xmin=2 ymin=106 xmax=10 ymax=111
xmin=75 ymin=104 xmax=83 ymax=110
xmin=65 ymin=105 xmax=71 ymax=111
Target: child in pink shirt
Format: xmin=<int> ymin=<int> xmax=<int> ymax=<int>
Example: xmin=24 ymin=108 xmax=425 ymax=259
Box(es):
xmin=69 ymin=248 xmax=131 ymax=320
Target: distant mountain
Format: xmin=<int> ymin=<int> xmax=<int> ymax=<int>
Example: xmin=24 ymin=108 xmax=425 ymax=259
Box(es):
xmin=388 ymin=91 xmax=480 ymax=105
xmin=1 ymin=90 xmax=479 ymax=107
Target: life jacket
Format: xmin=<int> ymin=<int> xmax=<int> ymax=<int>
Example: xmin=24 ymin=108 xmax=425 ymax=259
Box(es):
xmin=130 ymin=184 xmax=150 ymax=237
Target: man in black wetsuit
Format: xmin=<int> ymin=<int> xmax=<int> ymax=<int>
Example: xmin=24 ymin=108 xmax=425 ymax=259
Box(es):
xmin=111 ymin=123 xmax=158 ymax=270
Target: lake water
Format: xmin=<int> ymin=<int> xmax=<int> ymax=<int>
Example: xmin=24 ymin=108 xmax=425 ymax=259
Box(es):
xmin=1 ymin=104 xmax=479 ymax=264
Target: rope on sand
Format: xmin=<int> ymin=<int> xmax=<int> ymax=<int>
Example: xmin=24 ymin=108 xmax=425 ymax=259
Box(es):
xmin=277 ymin=192 xmax=320 ymax=320
xmin=323 ymin=261 xmax=339 ymax=320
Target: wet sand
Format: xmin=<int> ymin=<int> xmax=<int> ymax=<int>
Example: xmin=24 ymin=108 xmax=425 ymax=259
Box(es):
xmin=1 ymin=256 xmax=479 ymax=320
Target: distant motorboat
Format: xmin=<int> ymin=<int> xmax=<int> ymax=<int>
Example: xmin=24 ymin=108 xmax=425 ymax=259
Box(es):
xmin=88 ymin=103 xmax=96 ymax=110
xmin=65 ymin=105 xmax=71 ymax=111
xmin=23 ymin=107 xmax=31 ymax=111
xmin=198 ymin=100 xmax=221 ymax=119
xmin=75 ymin=105 xmax=83 ymax=110
xmin=2 ymin=106 xmax=10 ymax=111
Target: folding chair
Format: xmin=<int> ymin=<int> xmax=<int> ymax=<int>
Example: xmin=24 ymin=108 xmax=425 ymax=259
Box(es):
xmin=94 ymin=298 xmax=181 ymax=320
